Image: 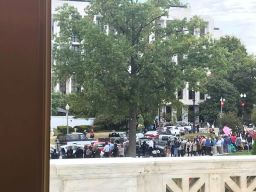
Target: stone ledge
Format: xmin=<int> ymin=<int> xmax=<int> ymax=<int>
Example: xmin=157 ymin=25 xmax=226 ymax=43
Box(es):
xmin=50 ymin=156 xmax=256 ymax=192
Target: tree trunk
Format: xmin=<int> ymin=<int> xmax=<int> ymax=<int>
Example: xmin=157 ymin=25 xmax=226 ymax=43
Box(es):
xmin=127 ymin=111 xmax=137 ymax=157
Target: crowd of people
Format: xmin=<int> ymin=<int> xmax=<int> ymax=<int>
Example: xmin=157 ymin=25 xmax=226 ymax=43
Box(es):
xmin=51 ymin=140 xmax=126 ymax=159
xmin=51 ymin=128 xmax=254 ymax=159
xmin=160 ymin=133 xmax=252 ymax=157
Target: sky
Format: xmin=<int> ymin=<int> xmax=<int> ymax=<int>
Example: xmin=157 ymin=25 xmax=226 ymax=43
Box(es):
xmin=184 ymin=0 xmax=256 ymax=54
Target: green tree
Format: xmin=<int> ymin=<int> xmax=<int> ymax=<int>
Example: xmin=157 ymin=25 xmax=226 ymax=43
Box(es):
xmin=199 ymin=76 xmax=239 ymax=125
xmin=251 ymin=107 xmax=256 ymax=125
xmin=199 ymin=36 xmax=256 ymax=124
xmin=53 ymin=1 xmax=216 ymax=156
xmin=252 ymin=141 xmax=256 ymax=155
xmin=51 ymin=93 xmax=67 ymax=115
xmin=214 ymin=36 xmax=256 ymax=122
xmin=227 ymin=56 xmax=256 ymax=121
xmin=216 ymin=112 xmax=242 ymax=133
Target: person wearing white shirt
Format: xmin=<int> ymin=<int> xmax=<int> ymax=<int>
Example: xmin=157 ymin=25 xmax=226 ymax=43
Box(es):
xmin=148 ymin=139 xmax=154 ymax=156
xmin=216 ymin=138 xmax=222 ymax=154
xmin=103 ymin=142 xmax=110 ymax=157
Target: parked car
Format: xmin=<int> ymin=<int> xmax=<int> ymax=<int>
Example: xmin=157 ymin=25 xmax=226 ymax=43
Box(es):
xmin=92 ymin=141 xmax=106 ymax=152
xmin=169 ymin=127 xmax=180 ymax=136
xmin=56 ymin=133 xmax=96 ymax=146
xmin=184 ymin=125 xmax=192 ymax=132
xmin=144 ymin=131 xmax=159 ymax=139
xmin=176 ymin=125 xmax=185 ymax=135
xmin=109 ymin=131 xmax=127 ymax=142
xmin=164 ymin=126 xmax=180 ymax=136
xmin=136 ymin=133 xmax=144 ymax=142
xmin=158 ymin=134 xmax=176 ymax=142
xmin=246 ymin=124 xmax=255 ymax=131
xmin=60 ymin=143 xmax=84 ymax=153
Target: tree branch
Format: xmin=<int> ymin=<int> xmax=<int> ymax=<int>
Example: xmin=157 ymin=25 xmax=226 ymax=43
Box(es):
xmin=136 ymin=12 xmax=166 ymax=38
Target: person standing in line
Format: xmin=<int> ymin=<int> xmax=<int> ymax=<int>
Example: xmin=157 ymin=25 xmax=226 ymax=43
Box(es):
xmin=192 ymin=140 xmax=197 ymax=156
xmin=200 ymin=136 xmax=206 ymax=156
xmin=103 ymin=142 xmax=110 ymax=157
xmin=83 ymin=145 xmax=88 ymax=158
xmin=92 ymin=145 xmax=100 ymax=158
xmin=148 ymin=139 xmax=154 ymax=156
xmin=204 ymin=137 xmax=212 ymax=155
xmin=60 ymin=147 xmax=66 ymax=159
xmin=164 ymin=144 xmax=171 ymax=157
xmin=75 ymin=147 xmax=83 ymax=158
xmin=186 ymin=140 xmax=192 ymax=156
xmin=119 ymin=144 xmax=125 ymax=157
xmin=89 ymin=129 xmax=95 ymax=139
xmin=181 ymin=139 xmax=187 ymax=157
xmin=211 ymin=137 xmax=217 ymax=155
xmin=112 ymin=143 xmax=119 ymax=157
xmin=51 ymin=149 xmax=59 ymax=159
xmin=109 ymin=140 xmax=115 ymax=156
xmin=85 ymin=146 xmax=93 ymax=158
xmin=216 ymin=137 xmax=222 ymax=155
xmin=173 ymin=138 xmax=180 ymax=157
xmin=67 ymin=146 xmax=74 ymax=158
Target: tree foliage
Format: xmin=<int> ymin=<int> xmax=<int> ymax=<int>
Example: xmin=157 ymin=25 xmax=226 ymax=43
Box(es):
xmin=51 ymin=93 xmax=67 ymax=115
xmin=199 ymin=36 xmax=256 ymax=124
xmin=251 ymin=107 xmax=256 ymax=125
xmin=216 ymin=112 xmax=242 ymax=133
xmin=53 ymin=1 xmax=229 ymax=156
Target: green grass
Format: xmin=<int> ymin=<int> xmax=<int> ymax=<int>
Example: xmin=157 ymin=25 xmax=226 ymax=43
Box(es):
xmin=225 ymin=151 xmax=252 ymax=156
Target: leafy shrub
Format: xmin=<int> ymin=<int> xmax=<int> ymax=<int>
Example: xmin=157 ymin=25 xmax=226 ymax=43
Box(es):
xmin=252 ymin=140 xmax=256 ymax=155
xmin=251 ymin=108 xmax=256 ymax=126
xmin=94 ymin=115 xmax=128 ymax=131
xmin=73 ymin=125 xmax=90 ymax=133
xmin=216 ymin=112 xmax=242 ymax=133
xmin=57 ymin=126 xmax=74 ymax=135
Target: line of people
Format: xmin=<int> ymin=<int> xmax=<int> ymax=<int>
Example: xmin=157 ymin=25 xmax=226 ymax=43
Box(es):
xmin=51 ymin=141 xmax=125 ymax=159
xmin=162 ymin=133 xmax=252 ymax=157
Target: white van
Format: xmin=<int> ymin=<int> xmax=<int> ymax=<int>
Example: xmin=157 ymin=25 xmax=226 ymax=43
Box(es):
xmin=158 ymin=134 xmax=176 ymax=142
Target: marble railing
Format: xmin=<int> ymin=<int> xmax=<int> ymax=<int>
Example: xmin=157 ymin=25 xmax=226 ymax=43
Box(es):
xmin=50 ymin=156 xmax=256 ymax=192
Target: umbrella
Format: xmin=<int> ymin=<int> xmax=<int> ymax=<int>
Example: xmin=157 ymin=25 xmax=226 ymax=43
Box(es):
xmin=248 ymin=130 xmax=256 ymax=140
xmin=223 ymin=126 xmax=231 ymax=136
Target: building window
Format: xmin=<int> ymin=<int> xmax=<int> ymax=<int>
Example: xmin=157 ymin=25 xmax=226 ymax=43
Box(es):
xmin=71 ymin=76 xmax=81 ymax=93
xmin=71 ymin=34 xmax=79 ymax=43
xmin=166 ymin=106 xmax=172 ymax=113
xmin=200 ymin=27 xmax=206 ymax=36
xmin=59 ymin=81 xmax=66 ymax=94
xmin=194 ymin=28 xmax=200 ymax=37
xmin=71 ymin=33 xmax=80 ymax=51
xmin=200 ymin=93 xmax=205 ymax=100
xmin=95 ymin=15 xmax=104 ymax=31
xmin=189 ymin=90 xmax=195 ymax=100
xmin=72 ymin=45 xmax=80 ymax=52
xmin=178 ymin=90 xmax=183 ymax=99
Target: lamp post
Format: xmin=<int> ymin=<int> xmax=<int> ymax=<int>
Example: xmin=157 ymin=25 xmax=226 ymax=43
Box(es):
xmin=65 ymin=104 xmax=70 ymax=134
xmin=192 ymin=91 xmax=196 ymax=131
xmin=240 ymin=93 xmax=246 ymax=123
xmin=220 ymin=97 xmax=225 ymax=128
xmin=56 ymin=139 xmax=60 ymax=155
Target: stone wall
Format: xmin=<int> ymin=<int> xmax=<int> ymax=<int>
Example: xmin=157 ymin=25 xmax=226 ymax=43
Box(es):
xmin=50 ymin=156 xmax=256 ymax=192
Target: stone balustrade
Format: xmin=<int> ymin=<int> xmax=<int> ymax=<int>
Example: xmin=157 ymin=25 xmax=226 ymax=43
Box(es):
xmin=50 ymin=156 xmax=256 ymax=192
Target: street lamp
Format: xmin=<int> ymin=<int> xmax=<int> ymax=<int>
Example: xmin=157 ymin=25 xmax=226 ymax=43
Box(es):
xmin=65 ymin=104 xmax=70 ymax=134
xmin=240 ymin=93 xmax=246 ymax=123
xmin=192 ymin=91 xmax=196 ymax=131
xmin=220 ymin=97 xmax=225 ymax=128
